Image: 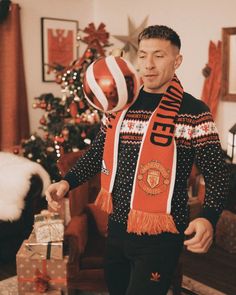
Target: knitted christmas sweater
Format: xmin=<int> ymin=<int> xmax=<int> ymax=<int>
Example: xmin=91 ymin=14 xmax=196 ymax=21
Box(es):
xmin=64 ymin=89 xmax=229 ymax=239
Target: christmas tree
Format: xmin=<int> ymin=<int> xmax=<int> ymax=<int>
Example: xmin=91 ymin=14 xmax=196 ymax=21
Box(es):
xmin=22 ymin=23 xmax=111 ymax=181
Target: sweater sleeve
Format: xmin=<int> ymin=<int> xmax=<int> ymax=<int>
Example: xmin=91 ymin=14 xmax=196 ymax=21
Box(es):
xmin=63 ymin=123 xmax=106 ymax=190
xmin=192 ymin=101 xmax=230 ymax=228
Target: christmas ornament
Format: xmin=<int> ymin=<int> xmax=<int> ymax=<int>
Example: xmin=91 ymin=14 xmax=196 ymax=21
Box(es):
xmin=40 ymin=101 xmax=47 ymax=109
xmin=39 ymin=116 xmax=47 ymax=125
xmin=74 ymin=23 xmax=111 ymax=70
xmin=81 ymin=130 xmax=86 ymax=138
xmin=54 ymin=136 xmax=64 ymax=143
xmin=83 ymin=56 xmax=140 ymax=113
xmin=32 ymin=102 xmax=39 ymax=109
xmin=46 ymin=146 xmax=54 ymax=153
xmin=13 ymin=147 xmax=19 ymax=154
xmin=113 ymin=16 xmax=148 ymax=62
xmin=69 ymin=101 xmax=78 ymax=118
xmin=84 ymin=138 xmax=91 ymax=145
xmin=82 ymin=23 xmax=110 ymax=57
xmin=62 ymin=128 xmax=69 ymax=140
xmin=21 ymin=22 xmax=110 ymax=182
xmin=113 ymin=16 xmax=148 ymax=51
xmin=78 ymin=99 xmax=85 ymax=109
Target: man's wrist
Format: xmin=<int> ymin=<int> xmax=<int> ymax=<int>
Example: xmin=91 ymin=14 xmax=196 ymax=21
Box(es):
xmin=200 ymin=207 xmax=221 ymax=231
xmin=60 ymin=179 xmax=70 ymax=191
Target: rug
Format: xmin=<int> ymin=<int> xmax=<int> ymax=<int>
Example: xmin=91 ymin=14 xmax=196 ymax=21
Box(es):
xmin=0 ymin=275 xmax=227 ymax=295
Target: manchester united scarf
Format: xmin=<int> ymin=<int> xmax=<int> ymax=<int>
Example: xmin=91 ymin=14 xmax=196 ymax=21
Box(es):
xmin=95 ymin=75 xmax=184 ymax=235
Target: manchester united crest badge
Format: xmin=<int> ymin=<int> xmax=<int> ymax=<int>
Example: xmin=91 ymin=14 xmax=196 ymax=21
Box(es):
xmin=137 ymin=161 xmax=170 ymax=195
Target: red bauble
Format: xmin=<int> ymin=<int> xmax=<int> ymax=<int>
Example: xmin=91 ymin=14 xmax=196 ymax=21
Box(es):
xmin=69 ymin=101 xmax=78 ymax=118
xmin=62 ymin=128 xmax=69 ymax=140
xmin=54 ymin=136 xmax=64 ymax=143
xmin=81 ymin=130 xmax=86 ymax=138
xmin=83 ymin=56 xmax=140 ymax=113
xmin=44 ymin=132 xmax=49 ymax=140
xmin=40 ymin=102 xmax=47 ymax=109
xmin=85 ymin=49 xmax=92 ymax=58
xmin=78 ymin=99 xmax=85 ymax=109
xmin=39 ymin=116 xmax=46 ymax=125
xmin=13 ymin=147 xmax=19 ymax=154
xmin=75 ymin=117 xmax=81 ymax=123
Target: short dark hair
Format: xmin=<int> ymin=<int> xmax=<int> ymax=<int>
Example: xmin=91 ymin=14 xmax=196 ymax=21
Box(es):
xmin=138 ymin=25 xmax=181 ymax=49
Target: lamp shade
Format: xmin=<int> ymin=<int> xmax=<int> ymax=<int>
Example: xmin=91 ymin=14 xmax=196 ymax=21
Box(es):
xmin=227 ymin=123 xmax=236 ymax=163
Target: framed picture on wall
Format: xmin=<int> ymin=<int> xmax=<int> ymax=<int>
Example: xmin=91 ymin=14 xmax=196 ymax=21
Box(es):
xmin=41 ymin=17 xmax=78 ymax=82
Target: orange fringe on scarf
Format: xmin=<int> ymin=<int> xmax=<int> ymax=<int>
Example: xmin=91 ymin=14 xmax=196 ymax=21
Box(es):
xmin=95 ymin=187 xmax=113 ymax=214
xmin=127 ymin=209 xmax=179 ymax=235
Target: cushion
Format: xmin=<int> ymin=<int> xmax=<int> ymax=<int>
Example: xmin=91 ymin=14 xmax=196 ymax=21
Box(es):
xmin=57 ymin=150 xmax=86 ymax=176
xmin=216 ymin=210 xmax=236 ymax=253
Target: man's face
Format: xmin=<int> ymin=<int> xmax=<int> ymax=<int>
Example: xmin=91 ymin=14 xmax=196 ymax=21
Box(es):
xmin=137 ymin=38 xmax=182 ymax=93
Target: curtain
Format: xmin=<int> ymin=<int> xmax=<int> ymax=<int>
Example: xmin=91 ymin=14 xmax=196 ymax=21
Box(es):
xmin=0 ymin=3 xmax=29 ymax=150
xmin=201 ymin=40 xmax=222 ymax=119
xmin=189 ymin=41 xmax=222 ymax=201
xmin=189 ymin=41 xmax=222 ymax=203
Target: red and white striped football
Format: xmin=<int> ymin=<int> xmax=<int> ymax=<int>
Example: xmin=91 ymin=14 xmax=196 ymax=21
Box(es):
xmin=83 ymin=56 xmax=140 ymax=113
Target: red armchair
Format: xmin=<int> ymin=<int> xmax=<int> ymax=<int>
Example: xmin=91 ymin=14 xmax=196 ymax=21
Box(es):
xmin=57 ymin=151 xmax=108 ymax=293
xmin=57 ymin=151 xmax=183 ymax=295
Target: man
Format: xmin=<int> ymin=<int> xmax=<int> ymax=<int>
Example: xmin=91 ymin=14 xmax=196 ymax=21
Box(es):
xmin=45 ymin=25 xmax=229 ymax=295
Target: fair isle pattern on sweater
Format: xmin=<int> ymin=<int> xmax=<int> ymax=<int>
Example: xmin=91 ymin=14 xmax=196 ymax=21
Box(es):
xmin=120 ymin=111 xmax=152 ymax=144
xmin=120 ymin=112 xmax=219 ymax=146
xmin=95 ymin=76 xmax=184 ymax=235
xmin=175 ymin=112 xmax=219 ymax=148
xmin=64 ymin=90 xmax=229 ymax=238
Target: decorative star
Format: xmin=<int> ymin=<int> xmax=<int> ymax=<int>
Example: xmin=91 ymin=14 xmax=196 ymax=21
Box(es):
xmin=113 ymin=16 xmax=148 ymax=53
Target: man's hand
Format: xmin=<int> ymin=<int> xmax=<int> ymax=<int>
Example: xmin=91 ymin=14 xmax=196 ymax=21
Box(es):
xmin=184 ymin=218 xmax=214 ymax=253
xmin=45 ymin=180 xmax=70 ymax=211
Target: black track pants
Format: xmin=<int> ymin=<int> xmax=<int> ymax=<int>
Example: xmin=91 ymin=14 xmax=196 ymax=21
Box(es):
xmin=104 ymin=235 xmax=184 ymax=295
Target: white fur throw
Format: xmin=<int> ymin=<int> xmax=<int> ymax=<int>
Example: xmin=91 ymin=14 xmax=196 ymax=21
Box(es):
xmin=0 ymin=152 xmax=51 ymax=222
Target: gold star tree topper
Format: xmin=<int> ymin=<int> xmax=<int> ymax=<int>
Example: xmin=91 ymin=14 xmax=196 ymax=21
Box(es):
xmin=113 ymin=16 xmax=148 ymax=62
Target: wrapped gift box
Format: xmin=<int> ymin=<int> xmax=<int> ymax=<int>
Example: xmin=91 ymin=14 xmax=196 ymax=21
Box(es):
xmin=17 ymin=240 xmax=68 ymax=295
xmin=34 ymin=210 xmax=64 ymax=243
xmin=216 ymin=210 xmax=236 ymax=253
xmin=25 ymin=232 xmax=63 ymax=260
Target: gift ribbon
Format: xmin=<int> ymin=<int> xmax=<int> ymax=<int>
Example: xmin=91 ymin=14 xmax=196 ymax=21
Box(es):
xmin=25 ymin=241 xmax=59 ymax=260
xmin=46 ymin=242 xmax=52 ymax=260
xmin=34 ymin=212 xmax=61 ymax=222
xmin=18 ymin=259 xmax=67 ymax=290
xmin=34 ymin=261 xmax=51 ymax=292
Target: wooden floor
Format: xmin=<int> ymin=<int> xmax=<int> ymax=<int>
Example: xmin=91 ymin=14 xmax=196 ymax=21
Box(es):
xmin=181 ymin=244 xmax=236 ymax=295
xmin=0 ymin=243 xmax=235 ymax=295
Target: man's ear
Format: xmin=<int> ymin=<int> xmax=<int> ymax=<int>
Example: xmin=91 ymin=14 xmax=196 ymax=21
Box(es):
xmin=174 ymin=54 xmax=183 ymax=70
